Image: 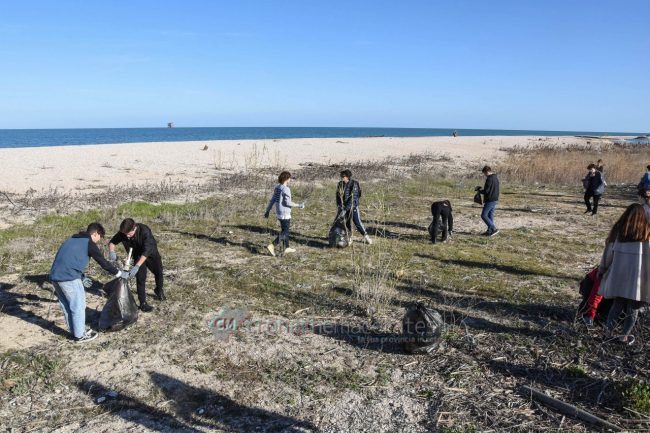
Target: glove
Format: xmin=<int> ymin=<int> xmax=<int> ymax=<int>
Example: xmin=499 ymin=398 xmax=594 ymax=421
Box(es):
xmin=82 ymin=276 xmax=93 ymax=289
xmin=117 ymin=270 xmax=128 ymax=280
xmin=298 ymin=203 xmax=305 ymax=209
xmin=128 ymin=265 xmax=140 ymax=278
xmin=108 ymin=251 xmax=117 ymax=261
xmin=474 ymin=186 xmax=481 ymax=192
xmin=264 ymin=211 xmax=270 ymax=219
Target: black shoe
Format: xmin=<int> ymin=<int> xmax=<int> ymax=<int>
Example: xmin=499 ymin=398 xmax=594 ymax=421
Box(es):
xmin=584 ymin=209 xmax=591 ymax=214
xmin=140 ymin=303 xmax=154 ymax=312
xmin=154 ymin=289 xmax=167 ymax=301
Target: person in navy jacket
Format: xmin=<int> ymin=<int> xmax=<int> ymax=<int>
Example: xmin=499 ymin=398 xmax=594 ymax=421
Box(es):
xmin=50 ymin=222 xmax=124 ymax=342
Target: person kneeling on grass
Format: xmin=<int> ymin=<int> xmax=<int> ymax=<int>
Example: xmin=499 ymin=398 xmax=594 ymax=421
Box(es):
xmin=108 ymin=218 xmax=165 ymax=312
xmin=598 ymin=203 xmax=650 ymax=345
xmin=50 ymin=223 xmax=127 ymax=343
xmin=264 ymin=171 xmax=304 ymax=256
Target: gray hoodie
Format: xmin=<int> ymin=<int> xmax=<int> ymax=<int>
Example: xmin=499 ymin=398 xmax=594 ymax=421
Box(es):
xmin=265 ymin=184 xmax=300 ymax=220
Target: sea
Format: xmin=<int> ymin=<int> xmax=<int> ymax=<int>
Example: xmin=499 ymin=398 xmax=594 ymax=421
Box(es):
xmin=0 ymin=127 xmax=647 ymax=149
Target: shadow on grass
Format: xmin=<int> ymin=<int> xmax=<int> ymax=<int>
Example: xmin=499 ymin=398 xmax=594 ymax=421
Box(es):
xmin=78 ymin=373 xmax=317 ymax=432
xmin=366 ymin=226 xmax=426 ymax=241
xmin=172 ymin=230 xmax=259 ymax=254
xmin=311 ymin=322 xmax=405 ymax=354
xmin=414 ymin=253 xmax=568 ymax=279
xmin=397 ymin=284 xmax=576 ymax=323
xmin=232 ymin=224 xmax=329 ymax=250
xmin=0 ymin=279 xmax=69 ymax=338
xmin=367 ymin=219 xmax=428 ymax=232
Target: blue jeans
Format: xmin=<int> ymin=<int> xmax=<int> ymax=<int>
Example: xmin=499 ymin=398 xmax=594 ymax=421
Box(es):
xmin=345 ymin=208 xmax=367 ymax=236
xmin=481 ymin=201 xmax=498 ymax=234
xmin=274 ymin=218 xmax=291 ymax=248
xmin=53 ymin=279 xmax=86 ymax=338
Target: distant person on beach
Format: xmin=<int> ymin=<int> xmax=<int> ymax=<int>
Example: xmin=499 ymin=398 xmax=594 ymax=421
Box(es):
xmin=264 ymin=171 xmax=304 ymax=256
xmin=50 ymin=223 xmax=126 ymax=343
xmin=476 ymin=166 xmax=500 ymax=236
xmin=337 ymin=169 xmax=372 ymax=244
xmin=109 ymin=218 xmax=165 ymax=312
xmin=582 ymin=163 xmax=605 ymax=215
xmin=452 ymin=130 xmax=458 ymax=137
xmin=598 ymin=203 xmax=650 ymax=345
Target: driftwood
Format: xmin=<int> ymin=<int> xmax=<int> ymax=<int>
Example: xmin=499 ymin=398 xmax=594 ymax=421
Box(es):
xmin=520 ymin=385 xmax=621 ymax=432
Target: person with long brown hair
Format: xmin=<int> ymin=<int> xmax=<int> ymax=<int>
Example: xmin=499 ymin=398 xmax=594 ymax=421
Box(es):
xmin=598 ymin=203 xmax=650 ymax=345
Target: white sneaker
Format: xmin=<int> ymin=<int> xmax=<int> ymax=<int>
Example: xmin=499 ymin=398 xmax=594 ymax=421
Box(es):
xmin=75 ymin=330 xmax=98 ymax=343
xmin=363 ymin=235 xmax=373 ymax=245
xmin=267 ymin=244 xmax=275 ymax=257
xmin=284 ymin=247 xmax=297 ymax=253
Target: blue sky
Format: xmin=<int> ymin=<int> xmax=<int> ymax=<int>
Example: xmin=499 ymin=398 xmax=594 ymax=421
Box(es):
xmin=1 ymin=0 xmax=648 ymax=131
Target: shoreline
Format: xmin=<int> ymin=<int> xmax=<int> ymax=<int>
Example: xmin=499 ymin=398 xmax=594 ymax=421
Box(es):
xmin=0 ymin=135 xmax=599 ymax=195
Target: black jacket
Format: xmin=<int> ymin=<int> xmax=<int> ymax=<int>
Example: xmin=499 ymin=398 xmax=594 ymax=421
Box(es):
xmin=481 ymin=174 xmax=500 ymax=203
xmin=336 ymin=179 xmax=362 ymax=210
xmin=110 ymin=223 xmax=159 ymax=258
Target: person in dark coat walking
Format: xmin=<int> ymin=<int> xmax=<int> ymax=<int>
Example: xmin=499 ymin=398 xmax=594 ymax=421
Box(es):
xmin=109 ymin=218 xmax=165 ymax=312
xmin=336 ymin=169 xmax=372 ymax=244
xmin=477 ymin=166 xmax=500 ymax=236
xmin=50 ymin=222 xmax=125 ymax=342
xmin=583 ymin=163 xmax=605 ymax=215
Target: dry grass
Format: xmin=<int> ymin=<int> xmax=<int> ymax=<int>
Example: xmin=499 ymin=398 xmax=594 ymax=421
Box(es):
xmin=2 ymin=146 xmax=650 ymax=432
xmin=499 ymin=142 xmax=650 ymax=186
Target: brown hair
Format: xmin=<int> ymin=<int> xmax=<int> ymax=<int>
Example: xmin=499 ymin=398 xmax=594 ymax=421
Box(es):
xmin=606 ymin=203 xmax=650 ymax=244
xmin=587 ymin=163 xmax=596 ymax=170
xmin=481 ymin=165 xmax=491 ymax=174
xmin=119 ymin=218 xmax=136 ymax=234
xmin=278 ymin=171 xmax=291 ymax=184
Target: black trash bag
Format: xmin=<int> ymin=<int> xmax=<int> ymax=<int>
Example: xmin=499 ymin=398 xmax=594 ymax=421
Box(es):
xmin=473 ymin=191 xmax=483 ymax=205
xmin=402 ymin=303 xmax=444 ymax=354
xmin=328 ymin=212 xmax=349 ymax=248
xmin=98 ymin=277 xmax=139 ymax=332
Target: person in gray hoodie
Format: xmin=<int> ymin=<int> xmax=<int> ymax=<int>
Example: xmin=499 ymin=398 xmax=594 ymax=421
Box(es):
xmin=264 ymin=171 xmax=304 ymax=256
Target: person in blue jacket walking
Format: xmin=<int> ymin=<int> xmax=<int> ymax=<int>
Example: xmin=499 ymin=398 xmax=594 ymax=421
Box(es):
xmin=50 ymin=223 xmax=126 ymax=342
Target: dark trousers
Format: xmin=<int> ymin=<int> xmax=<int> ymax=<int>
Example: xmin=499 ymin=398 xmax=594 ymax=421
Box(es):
xmin=135 ymin=253 xmax=164 ymax=304
xmin=430 ymin=214 xmax=452 ymax=243
xmin=344 ymin=208 xmax=367 ymax=236
xmin=606 ymin=297 xmax=642 ymax=336
xmin=584 ymin=193 xmax=601 ymax=214
xmin=273 ymin=218 xmax=291 ymax=248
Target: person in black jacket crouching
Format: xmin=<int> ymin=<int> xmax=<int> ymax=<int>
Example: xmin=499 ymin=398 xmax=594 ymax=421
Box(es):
xmin=477 ymin=165 xmax=500 ymax=236
xmin=108 ymin=218 xmax=165 ymax=312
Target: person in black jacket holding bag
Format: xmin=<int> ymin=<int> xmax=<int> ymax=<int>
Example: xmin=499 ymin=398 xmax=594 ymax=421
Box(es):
xmin=477 ymin=166 xmax=500 ymax=236
xmin=108 ymin=218 xmax=165 ymax=312
xmin=336 ymin=169 xmax=372 ymax=244
xmin=583 ymin=163 xmax=605 ymax=215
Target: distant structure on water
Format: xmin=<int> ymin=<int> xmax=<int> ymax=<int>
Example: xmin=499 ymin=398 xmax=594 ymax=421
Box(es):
xmin=167 ymin=122 xmax=174 ymax=128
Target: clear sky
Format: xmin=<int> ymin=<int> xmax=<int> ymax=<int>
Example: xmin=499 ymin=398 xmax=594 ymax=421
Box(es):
xmin=1 ymin=0 xmax=648 ymax=131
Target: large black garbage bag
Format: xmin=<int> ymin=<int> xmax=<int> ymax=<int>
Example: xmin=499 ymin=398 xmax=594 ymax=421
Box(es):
xmin=328 ymin=213 xmax=349 ymax=248
xmin=402 ymin=302 xmax=444 ymax=354
xmin=99 ymin=278 xmax=139 ymax=331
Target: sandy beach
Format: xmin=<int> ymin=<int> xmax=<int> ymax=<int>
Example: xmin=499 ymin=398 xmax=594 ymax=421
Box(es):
xmin=0 ymin=135 xmax=590 ymax=194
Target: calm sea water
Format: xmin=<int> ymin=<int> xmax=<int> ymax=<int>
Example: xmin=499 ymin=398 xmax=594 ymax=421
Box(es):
xmin=0 ymin=127 xmax=647 ymax=149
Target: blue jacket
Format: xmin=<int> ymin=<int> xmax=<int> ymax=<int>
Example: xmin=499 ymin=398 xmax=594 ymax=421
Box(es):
xmin=50 ymin=233 xmax=119 ymax=282
xmin=639 ymin=172 xmax=650 ymax=190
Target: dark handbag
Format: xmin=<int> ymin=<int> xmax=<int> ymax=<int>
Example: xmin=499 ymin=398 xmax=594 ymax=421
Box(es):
xmin=473 ymin=191 xmax=483 ymax=205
